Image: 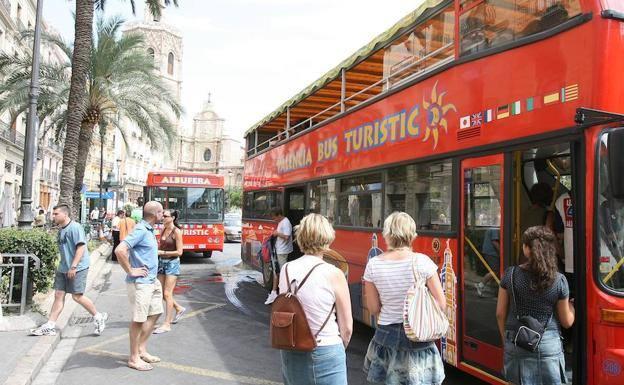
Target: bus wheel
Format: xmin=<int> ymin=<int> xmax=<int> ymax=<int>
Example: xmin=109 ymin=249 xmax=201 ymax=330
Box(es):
xmin=203 ymin=251 xmax=212 ymax=258
xmin=262 ymin=260 xmax=273 ymax=290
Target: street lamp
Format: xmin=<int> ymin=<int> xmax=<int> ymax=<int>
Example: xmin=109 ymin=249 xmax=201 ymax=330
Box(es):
xmin=17 ymin=0 xmax=44 ymax=229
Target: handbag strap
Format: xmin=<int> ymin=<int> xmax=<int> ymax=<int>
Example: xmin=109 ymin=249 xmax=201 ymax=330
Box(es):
xmin=314 ymin=303 xmax=336 ymax=339
xmin=411 ymin=254 xmax=426 ymax=286
xmin=285 ymin=263 xmax=324 ymax=295
xmin=510 ymin=266 xmax=520 ymax=320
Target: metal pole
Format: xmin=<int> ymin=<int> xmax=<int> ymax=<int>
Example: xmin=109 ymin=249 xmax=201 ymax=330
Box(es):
xmin=17 ymin=0 xmax=44 ymax=229
xmin=98 ymin=128 xmax=104 ymax=214
xmin=340 ymin=68 xmax=346 ymax=113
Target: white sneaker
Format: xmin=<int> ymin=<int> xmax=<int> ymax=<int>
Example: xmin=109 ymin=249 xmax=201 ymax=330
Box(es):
xmin=30 ymin=324 xmax=57 ymax=336
xmin=94 ymin=312 xmax=108 ymax=335
xmin=264 ymin=291 xmax=278 ymax=305
xmin=474 ymin=282 xmax=485 ymax=298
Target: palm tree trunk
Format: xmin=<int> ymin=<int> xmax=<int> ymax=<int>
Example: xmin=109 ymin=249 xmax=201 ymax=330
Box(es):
xmin=71 ymin=121 xmax=96 ymax=217
xmin=58 ymin=0 xmax=94 ymax=218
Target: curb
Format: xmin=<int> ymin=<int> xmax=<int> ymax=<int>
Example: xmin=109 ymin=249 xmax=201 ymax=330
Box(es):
xmin=2 ymin=243 xmax=112 ymax=385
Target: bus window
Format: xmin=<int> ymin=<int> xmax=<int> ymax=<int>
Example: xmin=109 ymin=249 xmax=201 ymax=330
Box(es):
xmin=337 ymin=173 xmax=382 ymax=228
xmin=308 ymin=179 xmax=337 ymax=223
xmin=460 ymin=0 xmax=582 ymax=56
xmin=248 ymin=190 xmax=282 ymax=220
xmin=383 ymin=3 xmax=455 ymax=88
xmin=597 ymin=132 xmax=624 ymax=292
xmin=385 ymin=159 xmax=453 ymax=231
xmin=187 ymin=188 xmax=224 ymax=222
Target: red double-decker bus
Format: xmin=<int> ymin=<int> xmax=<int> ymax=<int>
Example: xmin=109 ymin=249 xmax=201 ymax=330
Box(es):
xmin=242 ymin=1 xmax=624 ymax=384
xmin=145 ymin=171 xmax=225 ymax=257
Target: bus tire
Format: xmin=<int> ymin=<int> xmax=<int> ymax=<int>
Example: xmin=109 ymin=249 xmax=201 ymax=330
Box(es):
xmin=262 ymin=259 xmax=273 ymax=290
xmin=203 ymin=251 xmax=212 ymax=258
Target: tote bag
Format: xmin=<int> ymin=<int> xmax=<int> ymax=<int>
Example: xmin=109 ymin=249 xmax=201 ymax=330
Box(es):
xmin=403 ymin=255 xmax=449 ymax=342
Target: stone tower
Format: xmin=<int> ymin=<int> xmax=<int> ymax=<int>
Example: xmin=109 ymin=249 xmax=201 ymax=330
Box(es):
xmin=121 ymin=5 xmax=184 ymax=170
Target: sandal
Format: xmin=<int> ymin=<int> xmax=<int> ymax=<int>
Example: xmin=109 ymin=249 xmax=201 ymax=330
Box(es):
xmin=153 ymin=327 xmax=170 ymax=335
xmin=172 ymin=307 xmax=186 ymax=324
xmin=128 ymin=361 xmax=153 ymax=371
xmin=140 ymin=353 xmax=161 ymax=363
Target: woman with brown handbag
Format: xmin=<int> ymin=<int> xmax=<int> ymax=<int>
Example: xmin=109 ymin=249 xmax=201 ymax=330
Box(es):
xmin=278 ymin=213 xmax=353 ymax=385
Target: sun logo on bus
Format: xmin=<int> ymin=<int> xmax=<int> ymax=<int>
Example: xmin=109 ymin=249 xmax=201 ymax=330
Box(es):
xmin=423 ymin=81 xmax=456 ymax=149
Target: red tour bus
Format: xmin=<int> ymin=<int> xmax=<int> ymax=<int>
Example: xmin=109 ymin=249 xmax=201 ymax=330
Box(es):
xmin=242 ymin=1 xmax=624 ymax=384
xmin=145 ymin=171 xmax=225 ymax=257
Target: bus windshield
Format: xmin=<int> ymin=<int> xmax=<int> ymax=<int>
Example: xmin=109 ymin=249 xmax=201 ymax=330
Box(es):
xmin=148 ymin=187 xmax=224 ymax=223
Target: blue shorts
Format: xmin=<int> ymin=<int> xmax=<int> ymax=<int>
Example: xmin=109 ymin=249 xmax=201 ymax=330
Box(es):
xmin=54 ymin=269 xmax=88 ymax=294
xmin=158 ymin=257 xmax=181 ymax=276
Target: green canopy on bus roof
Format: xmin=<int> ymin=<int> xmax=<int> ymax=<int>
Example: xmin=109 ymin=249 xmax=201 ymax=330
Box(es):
xmin=244 ymin=0 xmax=447 ymax=137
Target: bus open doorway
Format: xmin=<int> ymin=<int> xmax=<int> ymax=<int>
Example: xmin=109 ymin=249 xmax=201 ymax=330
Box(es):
xmin=284 ymin=186 xmax=306 ymax=260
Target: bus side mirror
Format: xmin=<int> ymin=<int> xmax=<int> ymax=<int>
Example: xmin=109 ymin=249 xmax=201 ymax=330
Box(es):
xmin=608 ymin=129 xmax=624 ymax=199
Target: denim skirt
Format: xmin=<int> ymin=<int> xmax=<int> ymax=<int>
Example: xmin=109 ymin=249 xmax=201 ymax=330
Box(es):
xmin=363 ymin=323 xmax=445 ymax=385
xmin=281 ymin=344 xmax=347 ymax=385
xmin=504 ymin=328 xmax=569 ymax=385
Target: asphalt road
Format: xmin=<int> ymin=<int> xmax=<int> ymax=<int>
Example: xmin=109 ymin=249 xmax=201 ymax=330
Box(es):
xmin=33 ymin=243 xmax=487 ymax=385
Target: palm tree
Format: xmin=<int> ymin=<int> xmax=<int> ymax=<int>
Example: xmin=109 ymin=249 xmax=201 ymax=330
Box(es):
xmin=59 ymin=0 xmax=179 ymax=213
xmin=0 ymin=16 xmax=182 ymax=216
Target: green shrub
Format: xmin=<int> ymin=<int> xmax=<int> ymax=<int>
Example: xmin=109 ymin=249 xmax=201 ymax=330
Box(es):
xmin=0 ymin=228 xmax=59 ymax=296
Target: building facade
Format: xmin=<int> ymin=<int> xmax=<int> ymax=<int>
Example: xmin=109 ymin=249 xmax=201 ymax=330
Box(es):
xmin=177 ymin=97 xmax=244 ymax=189
xmin=0 ymin=1 xmax=67 ymax=226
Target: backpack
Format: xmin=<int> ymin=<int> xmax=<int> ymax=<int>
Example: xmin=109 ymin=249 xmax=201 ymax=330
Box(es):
xmin=270 ymin=263 xmax=336 ymax=351
xmin=403 ymin=254 xmax=449 ymax=342
xmin=258 ymin=236 xmax=276 ymax=264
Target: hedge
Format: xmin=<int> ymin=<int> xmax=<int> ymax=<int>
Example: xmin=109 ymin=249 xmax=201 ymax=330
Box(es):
xmin=0 ymin=228 xmax=59 ymax=297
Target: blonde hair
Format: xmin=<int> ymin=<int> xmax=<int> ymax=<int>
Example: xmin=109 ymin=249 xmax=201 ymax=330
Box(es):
xmin=295 ymin=213 xmax=335 ymax=255
xmin=382 ymin=212 xmax=417 ymax=249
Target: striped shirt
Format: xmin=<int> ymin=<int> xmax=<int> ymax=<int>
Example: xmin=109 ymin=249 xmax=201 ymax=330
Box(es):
xmin=363 ymin=252 xmax=438 ymax=325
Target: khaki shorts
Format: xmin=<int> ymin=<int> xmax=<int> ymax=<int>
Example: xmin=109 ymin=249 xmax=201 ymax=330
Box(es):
xmin=127 ymin=280 xmax=164 ymax=323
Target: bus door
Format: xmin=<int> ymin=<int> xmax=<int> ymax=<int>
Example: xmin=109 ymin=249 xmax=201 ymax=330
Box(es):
xmin=284 ymin=186 xmax=306 ymax=259
xmin=460 ymin=154 xmax=505 ymax=375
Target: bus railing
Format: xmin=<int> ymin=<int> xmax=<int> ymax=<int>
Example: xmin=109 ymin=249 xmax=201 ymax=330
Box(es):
xmin=247 ymin=41 xmax=454 ymax=157
xmin=1 ymin=253 xmax=41 ymax=315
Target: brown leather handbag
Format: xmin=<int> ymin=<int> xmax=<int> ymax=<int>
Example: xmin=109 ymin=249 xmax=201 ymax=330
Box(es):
xmin=270 ymin=263 xmax=336 ymax=352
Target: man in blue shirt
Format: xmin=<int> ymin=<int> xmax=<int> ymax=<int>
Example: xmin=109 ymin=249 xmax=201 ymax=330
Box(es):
xmin=115 ymin=201 xmax=164 ymax=371
xmin=30 ymin=204 xmax=108 ymax=336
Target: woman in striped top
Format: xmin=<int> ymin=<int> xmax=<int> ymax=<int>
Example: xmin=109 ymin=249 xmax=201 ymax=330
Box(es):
xmin=363 ymin=212 xmax=446 ymax=385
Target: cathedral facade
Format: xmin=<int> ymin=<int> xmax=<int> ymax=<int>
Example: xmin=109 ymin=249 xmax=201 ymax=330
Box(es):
xmin=177 ymin=97 xmax=244 ymax=190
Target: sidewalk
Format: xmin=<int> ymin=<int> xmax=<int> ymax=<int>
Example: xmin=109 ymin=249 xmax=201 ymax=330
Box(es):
xmin=0 ymin=243 xmax=112 ymax=385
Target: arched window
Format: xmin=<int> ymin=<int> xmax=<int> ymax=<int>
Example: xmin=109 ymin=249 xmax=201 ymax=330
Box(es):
xmin=147 ymin=48 xmax=154 ymax=59
xmin=167 ymin=52 xmax=174 ymax=75
xmin=203 ymin=149 xmax=212 ymax=162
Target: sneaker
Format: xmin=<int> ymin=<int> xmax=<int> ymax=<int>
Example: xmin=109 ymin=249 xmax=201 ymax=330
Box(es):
xmin=94 ymin=312 xmax=109 ymax=335
xmin=474 ymin=282 xmax=485 ymax=298
xmin=30 ymin=324 xmax=57 ymax=336
xmin=172 ymin=307 xmax=186 ymax=324
xmin=264 ymin=291 xmax=278 ymax=305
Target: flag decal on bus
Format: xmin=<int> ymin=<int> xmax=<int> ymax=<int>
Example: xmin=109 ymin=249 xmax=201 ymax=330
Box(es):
xmin=484 ymin=109 xmax=493 ymax=122
xmin=511 ymin=101 xmax=521 ymax=115
xmin=459 ymin=116 xmax=470 ymax=129
xmin=561 ymin=84 xmax=579 ymax=102
xmin=497 ymin=105 xmax=510 ymax=119
xmin=544 ymin=91 xmax=560 ymax=104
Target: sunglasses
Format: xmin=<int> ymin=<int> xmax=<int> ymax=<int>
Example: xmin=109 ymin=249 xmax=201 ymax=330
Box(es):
xmin=163 ymin=214 xmax=172 ymax=218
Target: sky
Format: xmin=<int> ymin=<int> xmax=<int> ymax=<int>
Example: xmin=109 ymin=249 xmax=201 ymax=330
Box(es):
xmin=43 ymin=0 xmax=424 ymax=140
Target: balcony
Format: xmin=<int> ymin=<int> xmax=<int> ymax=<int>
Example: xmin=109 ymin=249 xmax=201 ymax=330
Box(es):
xmin=0 ymin=122 xmax=25 ymax=149
xmin=17 ymin=19 xmax=26 ymax=32
xmin=0 ymin=0 xmax=10 ymax=20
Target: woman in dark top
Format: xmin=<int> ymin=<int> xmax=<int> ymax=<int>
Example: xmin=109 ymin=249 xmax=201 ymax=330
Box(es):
xmin=496 ymin=226 xmax=575 ymax=385
xmin=153 ymin=210 xmax=186 ymax=334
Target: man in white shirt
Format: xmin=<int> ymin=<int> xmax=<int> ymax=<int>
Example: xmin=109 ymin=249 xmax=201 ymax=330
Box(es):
xmin=90 ymin=208 xmax=99 ymax=222
xmin=265 ymin=208 xmax=293 ymax=304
